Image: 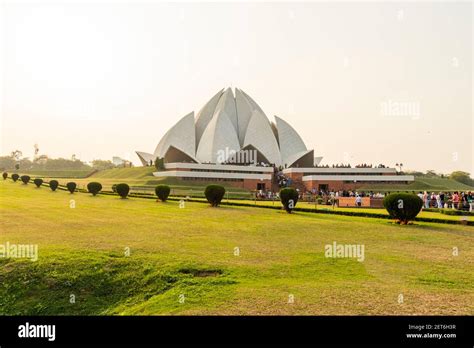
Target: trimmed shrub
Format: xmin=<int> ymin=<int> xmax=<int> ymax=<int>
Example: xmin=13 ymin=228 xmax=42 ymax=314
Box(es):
xmin=111 ymin=184 xmax=117 ymax=193
xmin=49 ymin=180 xmax=59 ymax=191
xmin=383 ymin=193 xmax=423 ymax=224
xmin=116 ymin=183 xmax=130 ymax=199
xmin=20 ymin=175 xmax=30 ymax=185
xmin=87 ymin=182 xmax=102 ymax=196
xmin=155 ymin=185 xmax=170 ymax=202
xmin=204 ymin=185 xmax=225 ymax=207
xmin=422 ymin=208 xmax=441 ymax=213
xmin=66 ymin=182 xmax=77 ymax=194
xmin=2 ymin=172 xmax=7 ymax=180
xmin=280 ymin=188 xmax=299 ymax=213
xmin=12 ymin=173 xmax=19 ymax=182
xmin=441 ymin=209 xmax=474 ymax=216
xmin=33 ymin=178 xmax=43 ymax=188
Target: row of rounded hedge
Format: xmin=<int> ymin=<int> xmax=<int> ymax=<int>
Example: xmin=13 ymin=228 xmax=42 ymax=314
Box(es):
xmin=6 ymin=174 xmax=172 ymax=202
xmin=5 ymin=172 xmax=290 ymax=211
xmin=420 ymin=207 xmax=474 ymax=216
xmin=3 ymin=171 xmax=441 ymax=222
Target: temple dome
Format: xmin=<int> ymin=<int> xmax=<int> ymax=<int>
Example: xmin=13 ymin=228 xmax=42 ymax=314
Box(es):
xmin=136 ymin=88 xmax=315 ymax=168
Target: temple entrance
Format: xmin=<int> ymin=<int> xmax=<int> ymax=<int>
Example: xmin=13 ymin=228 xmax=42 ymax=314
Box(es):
xmin=318 ymin=184 xmax=328 ymax=192
xmin=257 ymin=183 xmax=266 ymax=191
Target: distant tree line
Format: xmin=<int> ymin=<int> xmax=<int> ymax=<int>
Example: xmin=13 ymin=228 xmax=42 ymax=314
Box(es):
xmin=0 ymin=154 xmax=124 ymax=172
xmin=449 ymin=171 xmax=474 ymax=187
xmin=404 ymin=170 xmax=474 ymax=186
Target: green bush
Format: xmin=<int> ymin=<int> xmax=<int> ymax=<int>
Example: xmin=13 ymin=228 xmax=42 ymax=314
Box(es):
xmin=49 ymin=180 xmax=59 ymax=191
xmin=383 ymin=193 xmax=423 ymax=224
xmin=2 ymin=172 xmax=7 ymax=180
xmin=155 ymin=185 xmax=170 ymax=202
xmin=441 ymin=209 xmax=474 ymax=216
xmin=12 ymin=173 xmax=19 ymax=182
xmin=204 ymin=185 xmax=225 ymax=207
xmin=421 ymin=208 xmax=441 ymax=213
xmin=111 ymin=184 xmax=117 ymax=193
xmin=33 ymin=178 xmax=43 ymax=188
xmin=20 ymin=175 xmax=30 ymax=185
xmin=280 ymin=188 xmax=299 ymax=213
xmin=66 ymin=182 xmax=77 ymax=194
xmin=87 ymin=182 xmax=102 ymax=196
xmin=116 ymin=183 xmax=130 ymax=199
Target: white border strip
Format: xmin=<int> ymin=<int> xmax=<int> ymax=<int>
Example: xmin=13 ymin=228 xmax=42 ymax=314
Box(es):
xmin=154 ymin=170 xmax=272 ymax=180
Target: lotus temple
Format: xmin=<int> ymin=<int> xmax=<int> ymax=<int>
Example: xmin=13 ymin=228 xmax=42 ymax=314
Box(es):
xmin=136 ymin=88 xmax=414 ymax=192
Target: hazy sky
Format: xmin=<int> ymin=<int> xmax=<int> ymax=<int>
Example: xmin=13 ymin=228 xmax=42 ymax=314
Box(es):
xmin=0 ymin=1 xmax=472 ymax=174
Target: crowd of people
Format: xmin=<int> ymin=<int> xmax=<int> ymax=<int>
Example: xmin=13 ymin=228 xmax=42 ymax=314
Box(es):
xmin=315 ymin=164 xmax=351 ymax=168
xmin=276 ymin=171 xmax=291 ymax=187
xmin=310 ymin=189 xmax=385 ymax=198
xmin=311 ymin=189 xmax=473 ymax=210
xmin=314 ymin=163 xmax=388 ymax=169
xmin=254 ymin=187 xmax=474 ymax=211
xmin=417 ymin=191 xmax=474 ymax=210
xmin=354 ymin=163 xmax=387 ymax=168
xmin=255 ymin=190 xmax=278 ymax=199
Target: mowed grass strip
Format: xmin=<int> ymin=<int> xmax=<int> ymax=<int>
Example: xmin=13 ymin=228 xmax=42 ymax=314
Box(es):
xmin=0 ymin=180 xmax=473 ymax=315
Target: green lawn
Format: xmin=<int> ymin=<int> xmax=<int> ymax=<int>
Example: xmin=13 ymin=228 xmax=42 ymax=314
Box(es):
xmin=0 ymin=179 xmax=473 ymax=315
xmin=89 ymin=166 xmax=154 ymax=179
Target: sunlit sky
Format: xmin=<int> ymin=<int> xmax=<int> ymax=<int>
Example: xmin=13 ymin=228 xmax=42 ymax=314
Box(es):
xmin=0 ymin=1 xmax=472 ymax=174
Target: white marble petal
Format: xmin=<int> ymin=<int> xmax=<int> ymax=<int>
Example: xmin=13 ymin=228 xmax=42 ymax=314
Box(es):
xmin=234 ymin=88 xmax=253 ymax=146
xmin=195 ymin=108 xmax=240 ymax=164
xmin=135 ymin=151 xmax=155 ymax=166
xmin=212 ymin=87 xmax=238 ymax=135
xmin=274 ymin=115 xmax=307 ymax=167
xmin=243 ymin=109 xmax=282 ymax=166
xmin=153 ymin=111 xmax=196 ymax=160
xmin=194 ymin=89 xmax=224 ymax=147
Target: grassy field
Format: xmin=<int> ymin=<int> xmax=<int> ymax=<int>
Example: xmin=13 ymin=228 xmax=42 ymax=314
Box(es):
xmin=1 ymin=180 xmax=473 ymax=315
